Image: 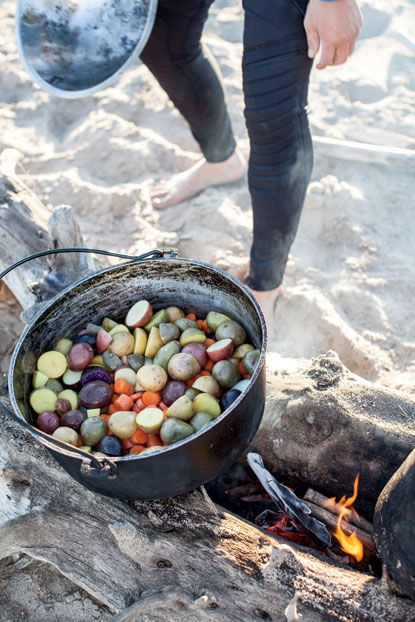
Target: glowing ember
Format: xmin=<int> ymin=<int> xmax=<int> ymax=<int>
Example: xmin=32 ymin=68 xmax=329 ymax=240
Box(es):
xmin=324 ymin=475 xmax=364 ymax=562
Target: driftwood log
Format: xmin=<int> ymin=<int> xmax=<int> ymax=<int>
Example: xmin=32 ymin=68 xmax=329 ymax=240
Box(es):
xmin=254 ymin=352 xmax=415 ymax=516
xmin=1 ymin=162 xmax=415 ymax=619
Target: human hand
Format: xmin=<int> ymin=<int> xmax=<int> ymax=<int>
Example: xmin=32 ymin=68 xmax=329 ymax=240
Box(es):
xmin=304 ymin=0 xmax=363 ymax=69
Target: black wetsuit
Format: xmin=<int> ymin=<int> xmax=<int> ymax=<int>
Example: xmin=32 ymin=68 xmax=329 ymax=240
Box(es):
xmin=141 ymin=0 xmax=312 ymax=290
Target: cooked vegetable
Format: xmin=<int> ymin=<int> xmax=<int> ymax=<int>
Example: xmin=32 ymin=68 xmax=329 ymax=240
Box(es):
xmin=126 ymin=354 xmax=145 ymax=372
xmin=109 ymin=411 xmax=137 ymax=439
xmin=165 ymin=306 xmax=185 ymax=323
xmin=58 ymin=389 xmax=79 ymax=410
xmin=233 ymin=343 xmax=255 ymax=360
xmin=62 ymin=368 xmax=83 ymax=387
xmin=96 ymin=329 xmax=113 ymax=353
xmin=145 ymin=309 xmax=167 ymax=331
xmin=180 ymin=343 xmax=207 ymax=367
xmin=30 ymin=388 xmax=57 ymax=414
xmin=97 ymin=435 xmax=122 ymax=456
xmin=145 ymin=327 xmax=164 ymax=358
xmin=175 ymin=318 xmax=198 ymax=332
xmin=75 ymin=334 xmax=96 ymax=347
xmin=67 ymin=343 xmax=94 ymax=371
xmin=45 ymin=378 xmax=63 ymax=394
xmin=136 ymin=364 xmax=168 ymax=392
xmin=55 ymin=398 xmax=72 ymax=415
xmin=154 ymin=340 xmax=180 ymax=370
xmin=81 ymin=366 xmax=112 ymax=386
xmin=32 ymin=371 xmax=48 ymax=389
xmin=168 ymin=353 xmax=200 ymax=381
xmin=190 ymin=412 xmax=213 ymax=433
xmin=79 ymin=380 xmax=113 ymax=409
xmin=206 ymin=338 xmax=234 ymax=362
xmin=215 ymin=320 xmax=246 ymax=347
xmin=61 ymin=410 xmax=86 ymax=431
xmin=159 ymin=322 xmax=180 ymax=344
xmin=192 ymin=376 xmax=221 ymax=398
xmin=37 ymin=350 xmax=67 ymax=379
xmin=179 ymin=328 xmax=206 ymax=347
xmin=162 ymin=380 xmax=186 ymax=406
xmin=140 ymin=446 xmax=164 ymax=455
xmin=167 ymin=395 xmax=193 ymax=421
xmin=160 ymin=418 xmax=194 ymax=445
xmin=55 ymin=338 xmax=73 ymax=355
xmin=185 ymin=387 xmax=200 ymax=401
xmin=87 ymin=408 xmax=101 ymax=418
xmin=220 ymin=389 xmax=241 ymax=411
xmin=110 ymin=332 xmax=135 ymax=357
xmin=192 ymin=393 xmax=221 ymax=418
xmin=109 ymin=324 xmax=130 ymax=336
xmin=125 ymin=300 xmax=153 ymax=328
xmin=232 ymin=379 xmax=251 ymax=393
xmin=206 ymin=311 xmax=230 ymax=332
xmin=36 ymin=411 xmax=60 ymax=434
xmin=242 ymin=349 xmax=260 ymax=375
xmin=212 ymin=359 xmax=241 ymax=389
xmin=102 ymin=317 xmax=118 ymax=331
xmin=142 ymin=391 xmax=162 ymax=407
xmin=102 ymin=350 xmax=122 ymax=371
xmin=80 ymin=417 xmax=107 ymax=446
xmin=136 ymin=407 xmax=164 ymax=433
xmin=114 ymin=367 xmax=136 ymax=386
xmin=52 ymin=427 xmax=79 ymax=446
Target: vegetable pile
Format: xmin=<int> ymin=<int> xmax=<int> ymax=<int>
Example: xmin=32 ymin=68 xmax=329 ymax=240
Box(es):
xmin=31 ymin=301 xmax=260 ymax=458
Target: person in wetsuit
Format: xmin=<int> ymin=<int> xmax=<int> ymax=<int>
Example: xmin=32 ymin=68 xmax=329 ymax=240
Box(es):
xmin=141 ymin=0 xmax=362 ymax=320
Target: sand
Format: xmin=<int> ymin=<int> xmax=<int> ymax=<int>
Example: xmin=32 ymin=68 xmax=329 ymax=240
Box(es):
xmin=0 ymin=0 xmax=414 ymax=616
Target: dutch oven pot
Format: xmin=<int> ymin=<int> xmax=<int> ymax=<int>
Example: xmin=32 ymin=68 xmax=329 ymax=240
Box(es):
xmin=1 ymin=248 xmax=267 ymax=501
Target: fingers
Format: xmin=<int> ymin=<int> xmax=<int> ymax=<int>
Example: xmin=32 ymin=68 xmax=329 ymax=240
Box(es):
xmin=306 ymin=28 xmax=320 ymax=60
xmin=333 ymin=41 xmax=351 ymax=66
xmin=316 ymin=42 xmax=336 ymax=70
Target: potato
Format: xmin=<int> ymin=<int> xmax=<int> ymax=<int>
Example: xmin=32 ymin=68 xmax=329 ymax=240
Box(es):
xmin=91 ymin=355 xmax=105 ymax=367
xmin=37 ymin=350 xmax=67 ymax=378
xmin=102 ymin=350 xmax=122 ymax=371
xmin=159 ymin=322 xmax=180 ymax=344
xmin=181 ymin=343 xmax=207 ymax=367
xmin=55 ymin=338 xmax=73 ymax=356
xmin=160 ymin=418 xmax=194 ymax=445
xmin=233 ymin=343 xmax=255 ymax=360
xmin=102 ymin=317 xmax=118 ymax=331
xmin=58 ymin=389 xmax=79 ymax=410
xmin=125 ymin=300 xmax=153 ymax=328
xmin=175 ymin=318 xmax=198 ymax=332
xmin=109 ymin=411 xmax=137 ymax=439
xmin=79 ymin=381 xmax=113 ymax=409
xmin=63 ymin=368 xmax=82 ymax=387
xmin=136 ymin=408 xmax=164 ymax=433
xmin=165 ymin=306 xmax=185 ymax=323
xmin=67 ymin=343 xmax=94 ymax=371
xmin=136 ymin=364 xmax=168 ymax=391
xmin=192 ymin=393 xmax=221 ymax=418
xmin=145 ymin=327 xmax=164 ymax=358
xmin=114 ymin=366 xmax=137 ymax=386
xmin=110 ymin=332 xmax=135 ymax=357
xmin=144 ymin=309 xmax=167 ymax=331
xmin=242 ymin=349 xmax=261 ymax=375
xmin=109 ymin=324 xmax=130 ymax=336
xmin=126 ymin=354 xmax=145 ymax=372
xmin=179 ymin=328 xmax=206 ymax=347
xmin=167 ymin=395 xmax=193 ymax=421
xmin=167 ymin=353 xmax=201 ymax=381
xmin=206 ymin=311 xmax=230 ymax=332
xmin=190 ymin=412 xmax=213 ymax=433
xmin=154 ymin=340 xmax=180 ymax=370
xmin=96 ymin=329 xmax=113 ymax=353
xmin=140 ymin=446 xmax=164 ymax=455
xmin=30 ymin=388 xmax=57 ymax=414
xmin=185 ymin=387 xmax=200 ymax=401
xmin=133 ymin=327 xmax=148 ymax=355
xmin=192 ymin=376 xmax=221 ymax=398
xmin=45 ymin=378 xmax=63 ymax=394
xmin=162 ymin=380 xmax=186 ymax=406
xmin=232 ymin=379 xmax=251 ymax=393
xmin=32 ymin=371 xmax=48 ymax=389
xmin=215 ymin=320 xmax=247 ymax=347
xmin=52 ymin=427 xmax=79 ymax=446
xmin=206 ymin=338 xmax=233 ymax=362
xmin=212 ymin=360 xmax=241 ymax=389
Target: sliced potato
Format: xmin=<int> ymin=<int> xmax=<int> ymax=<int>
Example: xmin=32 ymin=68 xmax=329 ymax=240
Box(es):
xmin=165 ymin=306 xmax=185 ymax=323
xmin=52 ymin=427 xmax=78 ymax=446
xmin=30 ymin=388 xmax=57 ymax=414
xmin=192 ymin=393 xmax=221 ymax=418
xmin=133 ymin=327 xmax=148 ymax=356
xmin=179 ymin=328 xmax=206 ymax=347
xmin=63 ymin=368 xmax=83 ymax=386
xmin=233 ymin=343 xmax=255 ymax=360
xmin=167 ymin=395 xmax=193 ymax=421
xmin=55 ymin=338 xmax=73 ymax=356
xmin=125 ymin=300 xmax=153 ymax=328
xmin=206 ymin=311 xmax=230 ymax=332
xmin=102 ymin=317 xmax=118 ymax=331
xmin=192 ymin=376 xmax=221 ymax=398
xmin=145 ymin=327 xmax=164 ymax=358
xmin=109 ymin=324 xmax=130 ymax=336
xmin=136 ymin=408 xmax=164 ymax=433
xmin=144 ymin=309 xmax=167 ymax=332
xmin=154 ymin=340 xmax=180 ymax=370
xmin=136 ymin=364 xmax=168 ymax=392
xmin=140 ymin=446 xmax=164 ymax=455
xmin=110 ymin=332 xmax=135 ymax=357
xmin=87 ymin=409 xmax=101 ymax=418
xmin=33 ymin=371 xmax=48 ymax=389
xmin=37 ymin=350 xmax=67 ymax=379
xmin=114 ymin=367 xmax=137 ymax=386
xmin=58 ymin=389 xmax=79 ymax=410
xmin=91 ymin=355 xmax=104 ymax=367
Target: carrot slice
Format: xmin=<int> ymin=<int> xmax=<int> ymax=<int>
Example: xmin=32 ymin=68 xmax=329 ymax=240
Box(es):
xmin=107 ymin=404 xmax=118 ymax=416
xmin=203 ymin=359 xmax=214 ymax=372
xmin=113 ymin=379 xmax=135 ymax=396
xmin=204 ymin=338 xmax=215 ymax=347
xmin=130 ymin=392 xmax=143 ymax=401
xmin=113 ymin=393 xmax=134 ymax=411
xmin=111 ymin=393 xmax=120 ymax=403
xmin=200 ymin=370 xmax=211 ymax=376
xmin=159 ymin=401 xmax=168 ymax=412
xmin=147 ymin=433 xmax=162 ymax=447
xmin=122 ymin=438 xmax=136 ymax=449
xmin=130 ymin=445 xmax=144 ymax=455
xmin=186 ymin=373 xmax=202 ymax=387
xmin=186 ymin=313 xmax=196 ymax=320
xmin=101 ymin=413 xmax=111 ymax=422
xmin=131 ymin=428 xmax=149 ymax=445
xmin=142 ymin=390 xmax=162 ymax=407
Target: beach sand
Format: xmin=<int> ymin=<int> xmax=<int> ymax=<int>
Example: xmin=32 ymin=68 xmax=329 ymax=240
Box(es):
xmin=0 ymin=0 xmax=414 ymax=616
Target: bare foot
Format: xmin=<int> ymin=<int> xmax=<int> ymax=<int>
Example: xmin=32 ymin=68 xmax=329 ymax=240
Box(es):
xmin=152 ymin=148 xmax=247 ymax=209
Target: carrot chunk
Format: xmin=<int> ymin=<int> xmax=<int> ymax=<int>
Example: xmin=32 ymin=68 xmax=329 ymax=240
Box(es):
xmin=131 ymin=428 xmax=149 ymax=445
xmin=130 ymin=392 xmax=143 ymax=401
xmin=204 ymin=338 xmax=215 ymax=347
xmin=130 ymin=445 xmax=144 ymax=455
xmin=203 ymin=359 xmax=214 ymax=372
xmin=147 ymin=433 xmax=162 ymax=447
xmin=133 ymin=397 xmax=146 ymax=413
xmin=238 ymin=361 xmax=247 ymax=376
xmin=114 ymin=379 xmax=135 ymax=396
xmin=107 ymin=404 xmax=118 ymax=416
xmin=113 ymin=393 xmax=134 ymax=411
xmin=142 ymin=391 xmax=162 ymax=407
xmin=122 ymin=439 xmax=136 ymax=449
xmin=186 ymin=313 xmax=196 ymax=320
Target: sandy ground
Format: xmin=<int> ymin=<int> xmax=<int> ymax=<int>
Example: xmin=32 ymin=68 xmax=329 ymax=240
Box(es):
xmin=0 ymin=0 xmax=414 ymax=618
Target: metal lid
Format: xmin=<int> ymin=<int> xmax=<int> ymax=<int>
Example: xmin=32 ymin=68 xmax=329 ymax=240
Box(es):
xmin=16 ymin=0 xmax=158 ymax=99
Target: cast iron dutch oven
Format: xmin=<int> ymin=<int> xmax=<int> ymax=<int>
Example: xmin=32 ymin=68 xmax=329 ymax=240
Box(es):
xmin=0 ymin=248 xmax=267 ymax=501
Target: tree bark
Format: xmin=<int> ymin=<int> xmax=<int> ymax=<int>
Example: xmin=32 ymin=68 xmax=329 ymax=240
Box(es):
xmin=254 ymin=351 xmax=415 ymax=516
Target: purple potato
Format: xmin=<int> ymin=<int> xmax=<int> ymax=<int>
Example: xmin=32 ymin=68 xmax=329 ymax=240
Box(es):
xmin=67 ymin=343 xmax=94 ymax=371
xmin=75 ymin=334 xmax=96 ymax=347
xmin=61 ymin=410 xmax=86 ymax=431
xmin=79 ymin=380 xmax=113 ymax=409
xmin=81 ymin=366 xmax=112 ymax=386
xmin=37 ymin=411 xmax=60 ymax=434
xmin=55 ymin=398 xmax=72 ymax=416
xmin=97 ymin=435 xmax=122 ymax=456
xmin=162 ymin=380 xmax=186 ymax=406
xmin=182 ymin=343 xmax=207 ymax=367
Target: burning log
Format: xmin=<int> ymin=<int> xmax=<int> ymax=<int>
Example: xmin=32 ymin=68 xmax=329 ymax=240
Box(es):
xmin=374 ymin=447 xmax=415 ymax=599
xmin=253 ymin=352 xmax=415 ymax=515
xmin=304 ymin=488 xmax=373 ymax=534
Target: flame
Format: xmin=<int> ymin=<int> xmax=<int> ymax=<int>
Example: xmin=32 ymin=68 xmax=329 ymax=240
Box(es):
xmin=325 ymin=475 xmax=364 ymax=562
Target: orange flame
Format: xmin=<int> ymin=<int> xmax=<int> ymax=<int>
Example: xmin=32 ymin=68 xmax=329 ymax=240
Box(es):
xmin=324 ymin=475 xmax=364 ymax=562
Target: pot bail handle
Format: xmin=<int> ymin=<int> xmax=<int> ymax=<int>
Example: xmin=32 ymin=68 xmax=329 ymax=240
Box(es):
xmin=0 ymin=246 xmax=178 ymax=475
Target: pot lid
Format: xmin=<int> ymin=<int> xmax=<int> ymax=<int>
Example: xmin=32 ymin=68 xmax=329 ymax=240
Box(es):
xmin=16 ymin=0 xmax=158 ymax=99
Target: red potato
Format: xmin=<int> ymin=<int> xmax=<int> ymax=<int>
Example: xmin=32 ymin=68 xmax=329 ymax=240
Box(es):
xmin=96 ymin=328 xmax=113 ymax=353
xmin=67 ymin=343 xmax=94 ymax=371
xmin=207 ymin=338 xmax=234 ymax=362
xmin=125 ymin=300 xmax=153 ymax=328
xmin=181 ymin=343 xmax=207 ymax=367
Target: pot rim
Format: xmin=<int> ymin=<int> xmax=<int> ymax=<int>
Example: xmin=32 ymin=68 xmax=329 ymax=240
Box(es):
xmin=9 ymin=255 xmax=267 ymax=463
